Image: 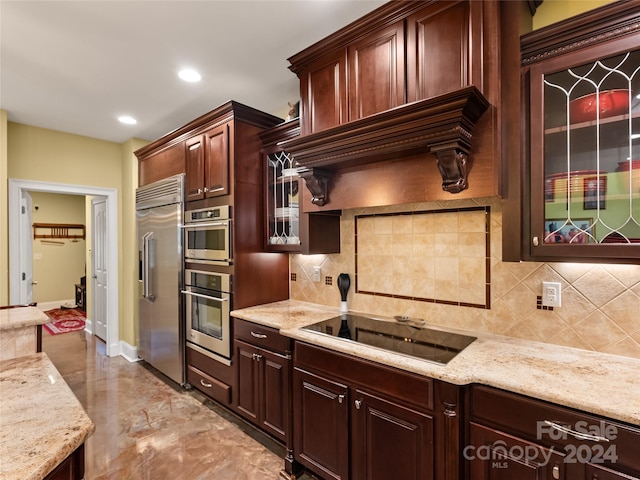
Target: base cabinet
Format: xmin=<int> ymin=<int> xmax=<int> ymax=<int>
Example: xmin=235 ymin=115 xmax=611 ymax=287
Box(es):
xmin=293 ymin=368 xmax=349 ymax=480
xmin=468 ymin=422 xmax=566 ymax=480
xmin=351 ymin=389 xmax=434 ymax=480
xmin=235 ymin=339 xmax=289 ymax=442
xmin=293 ymin=342 xmax=441 ymax=480
xmin=44 ymin=444 xmax=85 ymax=480
xmin=469 ymin=386 xmax=640 ymax=480
xmin=233 ymin=319 xmax=292 ymax=445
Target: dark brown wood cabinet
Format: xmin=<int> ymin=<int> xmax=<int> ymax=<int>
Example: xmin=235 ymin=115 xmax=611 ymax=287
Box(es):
xmin=293 ymin=342 xmax=455 ymax=480
xmin=351 ymin=388 xmax=434 ymax=480
xmin=44 ymin=444 xmax=85 ymax=480
xmin=285 ymin=0 xmax=505 ymax=210
xmin=260 ymin=119 xmax=341 ymax=254
xmin=346 ymin=19 xmax=405 ymax=123
xmin=233 ymin=319 xmax=292 ymax=444
xmin=137 ymin=141 xmax=185 ymax=187
xmin=468 ymin=385 xmax=640 ymax=480
xmin=185 ymin=123 xmax=230 ymax=201
xmin=294 ymin=368 xmax=349 ymax=480
xmin=505 ymin=1 xmax=640 ymax=263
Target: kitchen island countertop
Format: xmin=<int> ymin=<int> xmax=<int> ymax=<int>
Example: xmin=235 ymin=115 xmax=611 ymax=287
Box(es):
xmin=0 ymin=306 xmax=49 ymax=330
xmin=0 ymin=353 xmax=95 ymax=480
xmin=232 ymin=299 xmax=640 ymax=426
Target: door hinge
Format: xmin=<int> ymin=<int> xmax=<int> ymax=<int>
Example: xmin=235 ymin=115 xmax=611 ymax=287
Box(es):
xmin=22 ymin=272 xmax=26 ymax=281
xmin=21 ymin=205 xmax=26 ymax=214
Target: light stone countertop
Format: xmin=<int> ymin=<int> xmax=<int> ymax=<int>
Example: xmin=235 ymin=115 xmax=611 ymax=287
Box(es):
xmin=232 ymin=299 xmax=640 ymax=426
xmin=0 ymin=353 xmax=95 ymax=480
xmin=0 ymin=306 xmax=49 ymax=331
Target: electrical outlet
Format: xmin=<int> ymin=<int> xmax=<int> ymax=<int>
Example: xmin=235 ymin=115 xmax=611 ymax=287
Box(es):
xmin=542 ymin=281 xmax=562 ymax=307
xmin=312 ymin=266 xmax=321 ymax=282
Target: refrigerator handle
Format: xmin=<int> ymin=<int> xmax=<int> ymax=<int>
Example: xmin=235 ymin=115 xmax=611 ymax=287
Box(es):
xmin=142 ymin=232 xmax=156 ymax=301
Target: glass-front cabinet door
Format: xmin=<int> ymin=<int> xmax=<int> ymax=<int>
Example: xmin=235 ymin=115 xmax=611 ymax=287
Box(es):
xmin=265 ymin=149 xmax=302 ymax=251
xmin=527 ymin=27 xmax=640 ymax=261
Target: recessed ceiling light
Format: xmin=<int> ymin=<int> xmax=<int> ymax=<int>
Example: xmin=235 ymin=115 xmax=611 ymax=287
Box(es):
xmin=118 ymin=115 xmax=137 ymax=125
xmin=178 ymin=68 xmax=202 ymax=82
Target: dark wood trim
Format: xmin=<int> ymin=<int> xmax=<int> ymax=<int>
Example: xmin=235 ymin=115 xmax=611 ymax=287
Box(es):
xmin=135 ymin=100 xmax=283 ymax=159
xmin=521 ymin=0 xmax=640 ymax=65
xmin=36 ymin=324 xmax=42 ymax=352
xmin=281 ymin=86 xmax=489 ymax=200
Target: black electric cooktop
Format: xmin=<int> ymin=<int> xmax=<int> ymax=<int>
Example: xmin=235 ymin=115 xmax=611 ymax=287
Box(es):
xmin=302 ymin=314 xmax=476 ymax=365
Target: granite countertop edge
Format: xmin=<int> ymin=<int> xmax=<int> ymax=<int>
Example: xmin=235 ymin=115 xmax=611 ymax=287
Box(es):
xmin=0 ymin=306 xmax=50 ymax=330
xmin=0 ymin=353 xmax=95 ymax=480
xmin=232 ymin=299 xmax=640 ymax=426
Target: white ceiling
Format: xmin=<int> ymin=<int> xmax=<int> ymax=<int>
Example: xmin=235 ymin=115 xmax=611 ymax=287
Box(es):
xmin=0 ymin=0 xmax=387 ymax=144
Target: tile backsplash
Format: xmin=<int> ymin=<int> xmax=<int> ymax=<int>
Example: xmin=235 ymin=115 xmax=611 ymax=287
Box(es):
xmin=290 ymin=197 xmax=640 ymax=360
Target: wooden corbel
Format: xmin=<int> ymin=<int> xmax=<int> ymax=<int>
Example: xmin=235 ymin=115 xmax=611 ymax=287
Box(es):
xmin=433 ymin=148 xmax=470 ymax=194
xmin=297 ymin=167 xmax=332 ymax=206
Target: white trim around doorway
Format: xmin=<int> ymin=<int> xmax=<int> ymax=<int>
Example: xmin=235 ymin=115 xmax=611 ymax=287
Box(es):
xmin=8 ymin=179 xmax=120 ymax=357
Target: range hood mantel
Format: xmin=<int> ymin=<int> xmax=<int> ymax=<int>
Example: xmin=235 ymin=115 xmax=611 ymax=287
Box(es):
xmin=280 ymin=86 xmax=490 ymax=206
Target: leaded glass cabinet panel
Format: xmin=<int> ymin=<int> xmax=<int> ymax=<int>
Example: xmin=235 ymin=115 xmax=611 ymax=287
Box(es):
xmin=525 ymin=6 xmax=640 ymax=262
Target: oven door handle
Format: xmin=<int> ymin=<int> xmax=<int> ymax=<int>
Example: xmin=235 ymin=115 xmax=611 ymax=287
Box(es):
xmin=182 ymin=221 xmax=229 ymax=229
xmin=181 ymin=290 xmax=229 ymax=302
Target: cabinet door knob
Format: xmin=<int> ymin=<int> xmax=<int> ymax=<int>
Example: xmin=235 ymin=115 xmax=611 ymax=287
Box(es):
xmin=197 ymin=188 xmax=203 ymax=194
xmin=532 ymin=236 xmax=539 ymax=247
xmin=552 ymin=465 xmax=560 ymax=480
xmin=203 ymin=187 xmax=209 ymax=193
xmin=354 ymin=399 xmax=362 ymax=409
xmin=338 ymin=394 xmax=345 ymax=404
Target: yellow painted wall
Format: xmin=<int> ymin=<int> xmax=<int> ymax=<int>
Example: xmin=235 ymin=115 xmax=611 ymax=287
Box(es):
xmin=3 ymin=122 xmax=146 ymax=346
xmin=533 ymin=0 xmax=615 ymax=30
xmin=120 ymin=138 xmax=145 ymax=347
xmin=0 ymin=111 xmax=8 ymax=306
xmin=30 ymin=192 xmax=86 ymax=303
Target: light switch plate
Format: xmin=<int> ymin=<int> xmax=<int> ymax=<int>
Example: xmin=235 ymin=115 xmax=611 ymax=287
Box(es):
xmin=542 ymin=281 xmax=562 ymax=307
xmin=312 ymin=266 xmax=321 ymax=282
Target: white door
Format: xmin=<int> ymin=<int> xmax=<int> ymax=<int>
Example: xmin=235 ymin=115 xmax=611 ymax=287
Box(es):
xmin=92 ymin=198 xmax=108 ymax=341
xmin=19 ymin=191 xmax=34 ymax=304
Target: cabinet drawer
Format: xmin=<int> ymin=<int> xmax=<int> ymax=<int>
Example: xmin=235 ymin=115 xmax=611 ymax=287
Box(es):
xmin=187 ymin=344 xmax=234 ymax=387
xmin=471 ymin=385 xmax=640 ymax=475
xmin=234 ymin=318 xmax=291 ymax=354
xmin=187 ymin=365 xmax=231 ymax=405
xmin=295 ymin=341 xmax=433 ymax=411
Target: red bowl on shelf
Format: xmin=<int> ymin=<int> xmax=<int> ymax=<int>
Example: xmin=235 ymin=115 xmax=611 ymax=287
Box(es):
xmin=615 ymin=159 xmax=640 ymax=172
xmin=569 ymin=89 xmax=628 ymax=123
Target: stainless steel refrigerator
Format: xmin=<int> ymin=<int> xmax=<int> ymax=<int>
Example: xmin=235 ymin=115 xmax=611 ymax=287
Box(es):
xmin=136 ymin=174 xmax=185 ymax=385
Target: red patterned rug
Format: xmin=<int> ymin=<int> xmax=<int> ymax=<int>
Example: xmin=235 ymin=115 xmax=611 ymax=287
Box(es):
xmin=43 ymin=308 xmax=86 ymax=335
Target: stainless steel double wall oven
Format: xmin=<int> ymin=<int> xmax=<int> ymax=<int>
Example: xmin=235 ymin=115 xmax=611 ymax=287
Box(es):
xmin=182 ymin=206 xmax=234 ymax=365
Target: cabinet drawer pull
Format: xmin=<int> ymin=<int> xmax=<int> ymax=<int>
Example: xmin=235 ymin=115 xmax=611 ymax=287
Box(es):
xmin=252 ymin=353 xmax=263 ymax=361
xmin=203 ymin=187 xmax=209 ymax=193
xmin=197 ymin=188 xmax=203 ymax=195
xmin=552 ymin=466 xmax=560 ymax=480
xmin=543 ymin=420 xmax=610 ymax=442
xmin=251 ymin=331 xmax=268 ymax=339
xmin=338 ymin=394 xmax=345 ymax=404
xmin=354 ymin=399 xmax=362 ymax=409
xmin=200 ymin=379 xmax=213 ymax=388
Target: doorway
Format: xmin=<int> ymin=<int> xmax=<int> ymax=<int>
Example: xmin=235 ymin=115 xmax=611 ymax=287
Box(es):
xmin=8 ymin=179 xmax=119 ymax=357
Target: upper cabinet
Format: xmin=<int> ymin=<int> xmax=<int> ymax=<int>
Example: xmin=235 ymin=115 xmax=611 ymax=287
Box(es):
xmin=138 ymin=141 xmax=186 ymax=187
xmin=285 ymin=0 xmax=502 ymax=210
xmin=521 ymin=2 xmax=640 ymax=262
xmin=185 ymin=123 xmax=230 ymax=201
xmin=260 ymin=119 xmax=340 ymax=254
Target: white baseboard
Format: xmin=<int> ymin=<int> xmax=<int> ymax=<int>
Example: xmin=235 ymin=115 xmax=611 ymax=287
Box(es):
xmin=37 ymin=299 xmax=75 ymax=311
xmin=119 ymin=341 xmax=139 ymax=363
xmin=84 ymin=318 xmax=93 ymax=334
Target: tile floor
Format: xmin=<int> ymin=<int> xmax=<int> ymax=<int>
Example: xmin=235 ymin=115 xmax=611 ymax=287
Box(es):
xmin=42 ymin=330 xmax=315 ymax=479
